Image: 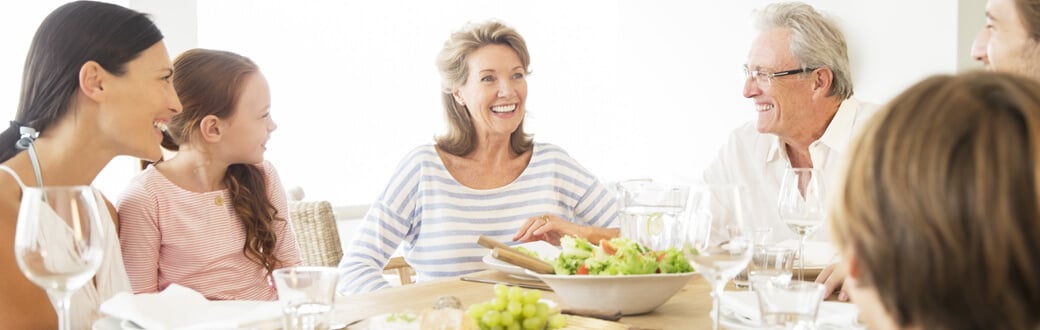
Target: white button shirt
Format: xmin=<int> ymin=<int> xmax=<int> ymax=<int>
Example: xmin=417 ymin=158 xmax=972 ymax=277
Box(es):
xmin=703 ymin=98 xmax=878 ymax=244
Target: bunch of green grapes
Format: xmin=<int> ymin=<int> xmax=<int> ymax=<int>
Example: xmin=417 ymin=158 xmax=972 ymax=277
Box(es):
xmin=466 ymin=284 xmax=566 ymax=330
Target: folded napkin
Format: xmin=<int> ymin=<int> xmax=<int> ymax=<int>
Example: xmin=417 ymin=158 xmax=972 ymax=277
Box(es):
xmin=720 ymin=291 xmax=861 ymax=328
xmin=776 ymin=240 xmax=838 ymax=267
xmin=99 ymin=284 xmax=282 ymax=330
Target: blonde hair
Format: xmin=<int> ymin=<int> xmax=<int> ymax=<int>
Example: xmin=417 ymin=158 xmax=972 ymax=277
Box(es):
xmin=831 ymin=71 xmax=1040 ymax=329
xmin=754 ymin=2 xmax=853 ymax=99
xmin=434 ymin=20 xmax=533 ymax=156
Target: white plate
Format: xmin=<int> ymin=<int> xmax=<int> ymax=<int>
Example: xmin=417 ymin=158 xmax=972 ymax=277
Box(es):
xmin=92 ymin=316 xmax=120 ymax=330
xmin=719 ymin=291 xmax=863 ymax=329
xmin=94 ymin=299 xmax=281 ymax=330
xmin=368 ymin=311 xmax=420 ymax=330
xmin=720 ymin=311 xmax=762 ymax=330
xmin=482 ymin=241 xmax=560 ymax=280
xmin=92 ymin=317 xmax=143 ymax=330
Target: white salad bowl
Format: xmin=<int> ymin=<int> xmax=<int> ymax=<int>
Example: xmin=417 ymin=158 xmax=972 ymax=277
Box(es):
xmin=525 ymin=270 xmax=696 ymax=315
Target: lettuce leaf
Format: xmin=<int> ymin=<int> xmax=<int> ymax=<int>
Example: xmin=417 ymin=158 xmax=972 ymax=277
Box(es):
xmin=551 ymin=236 xmax=693 ymax=275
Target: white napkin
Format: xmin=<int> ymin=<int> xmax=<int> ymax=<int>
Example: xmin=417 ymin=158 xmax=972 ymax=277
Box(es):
xmin=775 ymin=240 xmax=838 ymax=267
xmin=99 ymin=284 xmax=282 ymax=330
xmin=720 ymin=291 xmax=861 ymax=328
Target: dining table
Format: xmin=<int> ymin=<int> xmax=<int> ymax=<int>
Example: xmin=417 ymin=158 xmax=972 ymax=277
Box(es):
xmin=336 ymin=269 xmax=713 ymax=329
xmin=333 ymin=266 xmax=830 ymax=329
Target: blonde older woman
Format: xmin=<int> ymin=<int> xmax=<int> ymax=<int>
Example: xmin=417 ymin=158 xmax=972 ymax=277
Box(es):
xmin=338 ymin=21 xmax=619 ymax=294
xmin=830 ymin=71 xmax=1040 ymax=329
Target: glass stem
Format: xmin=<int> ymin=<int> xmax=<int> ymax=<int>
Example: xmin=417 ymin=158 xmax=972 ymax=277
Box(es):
xmin=54 ymin=291 xmax=72 ymax=330
xmin=710 ymin=279 xmax=726 ymax=330
xmin=798 ymin=235 xmax=807 ymax=282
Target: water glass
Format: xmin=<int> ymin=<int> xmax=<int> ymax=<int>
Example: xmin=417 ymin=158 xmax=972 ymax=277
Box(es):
xmin=616 ymin=180 xmax=689 ymax=251
xmin=748 ymin=246 xmax=796 ymax=290
xmin=273 ymin=266 xmax=340 ymax=330
xmin=733 ymin=227 xmax=774 ymax=288
xmin=754 ymin=280 xmax=826 ymax=330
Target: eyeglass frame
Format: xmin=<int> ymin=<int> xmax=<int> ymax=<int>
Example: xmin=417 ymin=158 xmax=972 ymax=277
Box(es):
xmin=743 ymin=65 xmax=818 ymax=85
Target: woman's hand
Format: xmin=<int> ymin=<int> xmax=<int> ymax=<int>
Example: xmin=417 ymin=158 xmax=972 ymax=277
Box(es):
xmin=816 ymin=263 xmax=850 ymax=301
xmin=512 ymin=214 xmax=619 ymax=245
xmin=512 ymin=214 xmax=572 ymax=245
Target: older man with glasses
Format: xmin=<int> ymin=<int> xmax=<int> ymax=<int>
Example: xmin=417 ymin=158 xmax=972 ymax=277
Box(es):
xmin=702 ymin=1 xmax=877 ymax=300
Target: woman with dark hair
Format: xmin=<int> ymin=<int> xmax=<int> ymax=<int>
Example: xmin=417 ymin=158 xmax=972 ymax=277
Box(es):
xmin=117 ymin=48 xmax=301 ymax=300
xmin=0 ymin=1 xmax=181 ymax=327
xmin=338 ymin=20 xmax=619 ymax=294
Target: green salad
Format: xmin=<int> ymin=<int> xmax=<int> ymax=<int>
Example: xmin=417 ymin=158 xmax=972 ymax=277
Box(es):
xmin=552 ymin=236 xmax=693 ymax=275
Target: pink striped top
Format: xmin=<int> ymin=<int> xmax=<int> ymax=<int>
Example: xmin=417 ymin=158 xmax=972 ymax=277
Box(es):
xmin=117 ymin=161 xmax=301 ymax=301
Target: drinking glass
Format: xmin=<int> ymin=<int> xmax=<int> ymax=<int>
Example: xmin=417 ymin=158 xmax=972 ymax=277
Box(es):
xmin=733 ymin=227 xmax=773 ymax=289
xmin=14 ymin=186 xmax=105 ymax=330
xmin=684 ymin=184 xmax=754 ymax=330
xmin=748 ymin=245 xmax=796 ymax=290
xmin=273 ymin=266 xmax=340 ymax=330
xmin=777 ymin=168 xmax=826 ymax=281
xmin=616 ymin=180 xmax=690 ymax=251
xmin=754 ymin=280 xmax=827 ymax=329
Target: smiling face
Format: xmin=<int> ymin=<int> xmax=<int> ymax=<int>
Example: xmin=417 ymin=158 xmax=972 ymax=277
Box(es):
xmin=974 ymin=0 xmax=1040 ymax=76
xmin=218 ymin=72 xmax=275 ymax=165
xmin=452 ymin=44 xmax=528 ymax=139
xmin=743 ymin=28 xmax=817 ymax=138
xmin=100 ymin=41 xmax=182 ymax=161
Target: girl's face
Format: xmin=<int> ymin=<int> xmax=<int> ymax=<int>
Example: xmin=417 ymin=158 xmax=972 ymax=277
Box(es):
xmin=453 ymin=44 xmax=528 ymax=139
xmin=218 ymin=72 xmax=276 ymax=165
xmin=99 ymin=41 xmax=182 ymax=161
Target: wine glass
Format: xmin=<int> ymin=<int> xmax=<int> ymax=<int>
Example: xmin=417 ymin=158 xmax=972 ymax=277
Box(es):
xmin=14 ymin=186 xmax=105 ymax=330
xmin=777 ymin=168 xmax=826 ymax=281
xmin=684 ymin=184 xmax=754 ymax=330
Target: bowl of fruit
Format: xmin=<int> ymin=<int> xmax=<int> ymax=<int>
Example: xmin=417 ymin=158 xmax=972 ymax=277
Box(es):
xmin=526 ymin=236 xmax=696 ymax=315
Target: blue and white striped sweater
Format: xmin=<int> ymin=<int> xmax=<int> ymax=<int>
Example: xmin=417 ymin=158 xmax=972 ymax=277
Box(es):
xmin=337 ymin=142 xmax=617 ymax=294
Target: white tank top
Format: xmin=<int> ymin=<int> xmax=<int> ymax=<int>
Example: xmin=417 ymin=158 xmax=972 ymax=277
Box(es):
xmin=0 ymin=165 xmax=132 ymax=328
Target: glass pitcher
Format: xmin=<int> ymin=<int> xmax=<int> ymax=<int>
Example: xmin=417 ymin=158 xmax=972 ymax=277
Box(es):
xmin=616 ymin=181 xmax=689 ymax=250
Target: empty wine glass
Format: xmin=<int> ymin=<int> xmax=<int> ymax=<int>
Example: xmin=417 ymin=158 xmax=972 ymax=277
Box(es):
xmin=777 ymin=168 xmax=826 ymax=281
xmin=684 ymin=184 xmax=754 ymax=330
xmin=14 ymin=186 xmax=105 ymax=330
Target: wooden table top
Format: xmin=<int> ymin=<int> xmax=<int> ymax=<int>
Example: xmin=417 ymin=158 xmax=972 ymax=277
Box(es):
xmin=333 ymin=270 xmax=716 ymax=329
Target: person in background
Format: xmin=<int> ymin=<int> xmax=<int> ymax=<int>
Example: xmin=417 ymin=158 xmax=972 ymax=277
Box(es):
xmin=118 ymin=49 xmax=300 ymax=300
xmin=0 ymin=1 xmax=181 ymax=327
xmin=971 ymin=0 xmax=1040 ymax=77
xmin=338 ymin=20 xmax=619 ymax=294
xmin=821 ymin=0 xmax=1040 ymax=301
xmin=830 ymin=71 xmax=1040 ymax=329
xmin=702 ymin=1 xmax=876 ymax=300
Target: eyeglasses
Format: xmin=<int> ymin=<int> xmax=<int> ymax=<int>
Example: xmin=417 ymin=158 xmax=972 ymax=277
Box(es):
xmin=743 ymin=65 xmax=816 ymax=86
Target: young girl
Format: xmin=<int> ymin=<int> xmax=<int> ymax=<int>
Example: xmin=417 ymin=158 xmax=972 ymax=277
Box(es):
xmin=0 ymin=2 xmax=180 ymax=327
xmin=118 ymin=49 xmax=301 ymax=301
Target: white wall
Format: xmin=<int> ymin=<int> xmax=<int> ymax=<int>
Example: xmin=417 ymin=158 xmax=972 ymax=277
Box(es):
xmin=960 ymin=0 xmax=988 ymax=71
xmin=0 ymin=1 xmax=987 ymax=210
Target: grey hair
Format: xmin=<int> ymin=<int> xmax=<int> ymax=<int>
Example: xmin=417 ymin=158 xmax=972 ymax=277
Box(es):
xmin=433 ymin=20 xmax=533 ymax=156
xmin=754 ymin=2 xmax=853 ymax=99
